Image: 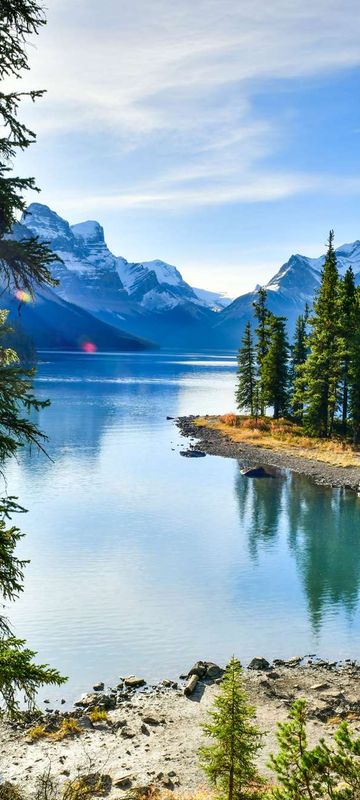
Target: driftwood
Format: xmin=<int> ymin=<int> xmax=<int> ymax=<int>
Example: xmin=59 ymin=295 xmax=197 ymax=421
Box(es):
xmin=184 ymin=674 xmax=198 ymax=696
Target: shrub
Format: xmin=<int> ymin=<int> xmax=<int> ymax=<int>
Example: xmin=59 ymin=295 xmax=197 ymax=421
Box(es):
xmin=219 ymin=413 xmax=238 ymax=427
xmin=50 ymin=718 xmax=82 ymax=741
xmin=89 ymin=708 xmax=109 ymax=723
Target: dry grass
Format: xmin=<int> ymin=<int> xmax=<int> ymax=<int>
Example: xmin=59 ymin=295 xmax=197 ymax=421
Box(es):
xmin=28 ymin=718 xmax=83 ymax=743
xmin=194 ymin=415 xmax=360 ymax=469
xmin=88 ymin=708 xmax=109 ymax=724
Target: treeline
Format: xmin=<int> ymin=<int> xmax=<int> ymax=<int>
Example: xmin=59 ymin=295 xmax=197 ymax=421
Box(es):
xmin=236 ymin=231 xmax=360 ymax=442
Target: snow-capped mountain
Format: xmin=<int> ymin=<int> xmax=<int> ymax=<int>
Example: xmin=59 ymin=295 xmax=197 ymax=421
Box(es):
xmin=9 ymin=203 xmax=360 ymax=351
xmin=214 ymin=242 xmax=360 ymax=347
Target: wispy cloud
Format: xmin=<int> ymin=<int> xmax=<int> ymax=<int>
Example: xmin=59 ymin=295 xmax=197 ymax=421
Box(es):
xmin=13 ymin=0 xmax=360 ymax=230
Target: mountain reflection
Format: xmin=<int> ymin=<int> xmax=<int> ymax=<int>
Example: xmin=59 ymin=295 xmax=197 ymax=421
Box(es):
xmin=234 ymin=464 xmax=360 ymax=631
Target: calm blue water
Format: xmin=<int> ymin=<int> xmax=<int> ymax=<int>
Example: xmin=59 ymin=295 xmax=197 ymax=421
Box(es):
xmin=5 ymin=351 xmax=360 ymax=704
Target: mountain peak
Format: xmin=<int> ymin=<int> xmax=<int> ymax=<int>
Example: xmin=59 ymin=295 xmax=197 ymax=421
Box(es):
xmin=71 ymin=220 xmax=105 ymax=244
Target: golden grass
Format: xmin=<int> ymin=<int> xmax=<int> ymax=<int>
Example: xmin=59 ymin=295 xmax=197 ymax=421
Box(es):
xmin=194 ymin=415 xmax=360 ymax=469
xmin=88 ymin=707 xmax=109 ymax=723
xmin=28 ymin=717 xmax=83 ymax=742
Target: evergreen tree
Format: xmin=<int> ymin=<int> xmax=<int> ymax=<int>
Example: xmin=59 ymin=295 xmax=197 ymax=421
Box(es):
xmin=349 ymin=304 xmax=360 ymax=446
xmin=262 ymin=316 xmax=289 ymax=419
xmin=200 ymin=657 xmax=263 ymax=800
xmin=297 ymin=231 xmax=341 ymax=437
xmin=253 ymin=288 xmax=272 ymax=415
xmin=339 ymin=267 xmax=357 ymax=434
xmin=236 ymin=322 xmax=256 ymax=415
xmin=0 ymin=0 xmax=66 ymax=714
xmin=290 ymin=312 xmax=309 ymax=420
xmin=268 ymin=699 xmax=360 ymax=800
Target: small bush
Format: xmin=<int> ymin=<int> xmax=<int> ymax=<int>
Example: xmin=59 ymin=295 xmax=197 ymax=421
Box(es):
xmin=28 ymin=724 xmax=47 ymax=741
xmin=219 ymin=413 xmax=238 ymax=427
xmin=89 ymin=708 xmax=109 ymax=723
xmin=50 ymin=718 xmax=82 ymax=741
xmin=0 ymin=784 xmax=26 ymax=800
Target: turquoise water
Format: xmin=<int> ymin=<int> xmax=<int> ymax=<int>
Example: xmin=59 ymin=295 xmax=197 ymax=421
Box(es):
xmin=5 ymin=351 xmax=360 ymax=704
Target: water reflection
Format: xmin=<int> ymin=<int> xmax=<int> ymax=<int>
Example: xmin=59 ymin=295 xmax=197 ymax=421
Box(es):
xmin=234 ymin=464 xmax=360 ymax=631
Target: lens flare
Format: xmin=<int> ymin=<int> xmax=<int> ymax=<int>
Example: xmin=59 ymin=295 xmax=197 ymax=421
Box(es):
xmin=15 ymin=289 xmax=32 ymax=303
xmin=81 ymin=341 xmax=97 ymax=353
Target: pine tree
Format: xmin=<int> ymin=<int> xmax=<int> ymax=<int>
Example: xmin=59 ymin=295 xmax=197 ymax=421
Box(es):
xmin=262 ymin=316 xmax=289 ymax=419
xmin=253 ymin=288 xmax=272 ymax=415
xmin=0 ymin=0 xmax=66 ymax=714
xmin=297 ymin=231 xmax=341 ymax=437
xmin=349 ymin=305 xmax=360 ymax=446
xmin=200 ymin=657 xmax=263 ymax=800
xmin=290 ymin=312 xmax=308 ymax=420
xmin=339 ymin=267 xmax=357 ymax=434
xmin=236 ymin=322 xmax=256 ymax=415
xmin=268 ymin=699 xmax=360 ymax=800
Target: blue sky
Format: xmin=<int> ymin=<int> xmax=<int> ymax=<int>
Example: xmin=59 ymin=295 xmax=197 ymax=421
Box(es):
xmin=15 ymin=0 xmax=360 ymax=296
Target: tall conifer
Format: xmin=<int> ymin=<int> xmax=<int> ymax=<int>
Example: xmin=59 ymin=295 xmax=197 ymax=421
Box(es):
xmin=339 ymin=267 xmax=357 ymax=434
xmin=236 ymin=322 xmax=256 ymax=415
xmin=253 ymin=288 xmax=272 ymax=415
xmin=262 ymin=316 xmax=289 ymax=419
xmin=297 ymin=231 xmax=341 ymax=437
xmin=200 ymin=657 xmax=263 ymax=800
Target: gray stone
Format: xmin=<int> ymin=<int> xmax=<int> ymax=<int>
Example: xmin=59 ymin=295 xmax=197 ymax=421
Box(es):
xmin=93 ymin=682 xmax=105 ymax=691
xmin=123 ymin=676 xmax=146 ymax=688
xmin=248 ymin=657 xmax=270 ymax=671
xmin=206 ymin=662 xmax=224 ymax=680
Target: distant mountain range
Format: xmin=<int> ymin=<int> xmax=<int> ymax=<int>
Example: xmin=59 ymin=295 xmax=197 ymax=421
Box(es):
xmin=5 ymin=203 xmax=360 ymax=352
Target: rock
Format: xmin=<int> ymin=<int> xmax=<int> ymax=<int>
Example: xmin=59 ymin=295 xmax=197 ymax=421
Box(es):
xmin=80 ymin=774 xmax=112 ymax=796
xmin=74 ymin=692 xmax=98 ymax=707
xmin=310 ymin=683 xmax=330 ymax=692
xmin=142 ymin=715 xmax=160 ymax=726
xmin=188 ymin=661 xmax=207 ymax=678
xmin=241 ymin=466 xmax=271 ymax=478
xmin=205 ymin=662 xmax=224 ymax=680
xmin=141 ymin=724 xmax=150 ymax=735
xmin=248 ymin=657 xmax=270 ymax=671
xmin=113 ymin=775 xmax=134 ymax=789
xmin=121 ymin=726 xmax=136 ymax=739
xmin=123 ymin=676 xmax=146 ymax=688
xmin=93 ymin=682 xmax=105 ymax=691
xmin=268 ymin=672 xmax=281 ymax=680
xmin=180 ymin=450 xmax=206 ymax=458
xmin=78 ymin=716 xmax=93 ymax=730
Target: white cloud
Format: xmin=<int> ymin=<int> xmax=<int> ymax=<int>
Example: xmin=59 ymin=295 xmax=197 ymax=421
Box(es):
xmin=12 ymin=0 xmax=360 ymax=212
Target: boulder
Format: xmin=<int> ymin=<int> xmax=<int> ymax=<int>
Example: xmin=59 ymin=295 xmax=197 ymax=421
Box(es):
xmin=142 ymin=715 xmax=160 ymax=726
xmin=248 ymin=657 xmax=270 ymax=671
xmin=113 ymin=775 xmax=134 ymax=789
xmin=205 ymin=662 xmax=224 ymax=680
xmin=123 ymin=676 xmax=146 ymax=688
xmin=180 ymin=450 xmax=206 ymax=458
xmin=93 ymin=682 xmax=104 ymax=692
xmin=188 ymin=661 xmax=207 ymax=678
xmin=74 ymin=692 xmax=98 ymax=707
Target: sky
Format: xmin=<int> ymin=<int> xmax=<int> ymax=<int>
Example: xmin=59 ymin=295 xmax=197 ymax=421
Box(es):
xmin=15 ymin=0 xmax=360 ymax=297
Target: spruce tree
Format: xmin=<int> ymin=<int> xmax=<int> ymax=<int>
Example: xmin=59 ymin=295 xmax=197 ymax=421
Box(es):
xmin=268 ymin=699 xmax=360 ymax=800
xmin=339 ymin=267 xmax=357 ymax=434
xmin=253 ymin=288 xmax=272 ymax=415
xmin=349 ymin=306 xmax=360 ymax=446
xmin=262 ymin=316 xmax=289 ymax=419
xmin=236 ymin=322 xmax=256 ymax=415
xmin=290 ymin=313 xmax=309 ymax=421
xmin=297 ymin=231 xmax=341 ymax=437
xmin=0 ymin=0 xmax=66 ymax=714
xmin=200 ymin=657 xmax=263 ymax=800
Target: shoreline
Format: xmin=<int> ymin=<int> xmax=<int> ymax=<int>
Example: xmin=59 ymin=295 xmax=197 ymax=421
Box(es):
xmin=177 ymin=415 xmax=360 ymax=492
xmin=2 ymin=657 xmax=360 ymax=794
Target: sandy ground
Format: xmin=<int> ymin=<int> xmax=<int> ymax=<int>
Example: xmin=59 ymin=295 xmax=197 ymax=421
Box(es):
xmin=2 ymin=660 xmax=360 ymax=795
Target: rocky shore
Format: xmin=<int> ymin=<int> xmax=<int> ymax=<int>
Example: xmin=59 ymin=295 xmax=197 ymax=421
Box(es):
xmin=177 ymin=415 xmax=360 ymax=491
xmin=2 ymin=656 xmax=360 ymax=795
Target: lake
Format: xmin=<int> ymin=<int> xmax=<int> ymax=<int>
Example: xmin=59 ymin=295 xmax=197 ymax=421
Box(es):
xmin=6 ymin=351 xmax=360 ymax=705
